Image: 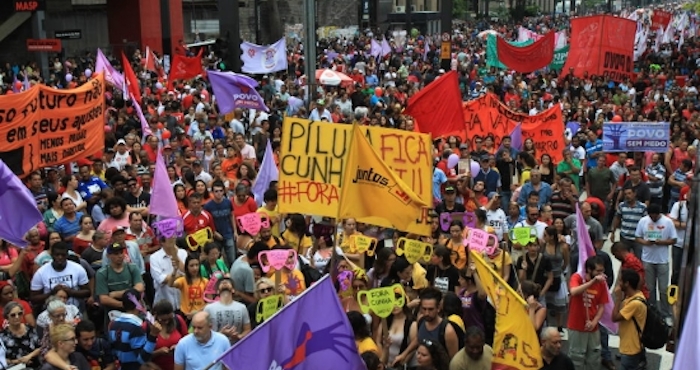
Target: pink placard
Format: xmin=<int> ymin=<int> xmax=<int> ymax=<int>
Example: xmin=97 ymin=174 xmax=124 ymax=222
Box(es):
xmin=258 ymin=249 xmax=297 ymax=273
xmin=237 ymin=213 xmax=271 ymax=235
xmin=464 ymin=228 xmax=498 ymax=255
xmin=153 ymin=218 xmax=183 ymax=239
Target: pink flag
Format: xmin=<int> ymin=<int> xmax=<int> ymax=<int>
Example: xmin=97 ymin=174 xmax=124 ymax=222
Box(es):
xmin=150 ymin=149 xmax=180 ymax=219
xmin=370 ymin=39 xmax=382 ymax=59
xmin=575 ymin=204 xmax=619 ymax=333
xmin=131 ymin=93 xmax=153 ymax=143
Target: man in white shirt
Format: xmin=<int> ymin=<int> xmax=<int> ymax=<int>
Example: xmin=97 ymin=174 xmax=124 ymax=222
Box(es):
xmin=235 ymin=133 xmax=257 ymax=163
xmin=30 ymin=242 xmax=91 ymax=308
xmin=634 ymin=203 xmax=677 ymax=324
xmin=193 ymin=161 xmax=214 ymax=183
xmin=308 ymin=99 xmax=332 ymax=121
xmin=150 ymin=237 xmax=188 ymax=309
xmin=483 ymin=193 xmax=508 ymax=242
xmin=229 ymin=108 xmax=245 ymax=134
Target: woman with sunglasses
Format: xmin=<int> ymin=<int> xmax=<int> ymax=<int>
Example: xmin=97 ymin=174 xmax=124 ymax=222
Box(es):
xmin=41 ymin=323 xmax=90 ymax=370
xmin=247 ymin=278 xmax=286 ymax=329
xmin=150 ymin=300 xmax=189 ymax=370
xmin=0 ymin=301 xmax=41 ymax=368
xmin=0 ymin=281 xmax=35 ymax=328
xmin=416 ymin=339 xmax=450 ymax=370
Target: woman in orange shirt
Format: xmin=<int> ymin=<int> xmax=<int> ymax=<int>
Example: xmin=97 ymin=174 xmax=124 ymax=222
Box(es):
xmin=167 ymin=255 xmax=208 ymax=321
xmin=174 ymin=184 xmax=189 ymax=216
xmin=221 ymin=145 xmax=243 ymax=189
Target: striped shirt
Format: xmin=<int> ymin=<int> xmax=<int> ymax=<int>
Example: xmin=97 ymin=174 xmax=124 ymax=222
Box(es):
xmin=645 ymin=163 xmax=666 ymax=198
xmin=670 ymin=169 xmax=687 ymax=200
xmin=108 ymin=313 xmax=157 ymax=370
xmin=616 ymin=201 xmax=647 ymax=240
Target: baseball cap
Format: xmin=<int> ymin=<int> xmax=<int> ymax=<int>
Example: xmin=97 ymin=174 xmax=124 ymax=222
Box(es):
xmin=111 ymin=226 xmax=127 ymax=234
xmin=317 ymin=99 xmax=326 ymax=105
xmin=445 ymin=186 xmax=456 ymax=193
xmin=487 ymin=192 xmax=500 ymax=200
xmin=625 ymin=158 xmax=635 ymax=166
xmin=681 ymin=185 xmax=690 ymax=201
xmin=459 ymin=143 xmax=468 ymax=150
xmin=193 ymin=160 xmax=202 ymax=166
xmin=208 ymin=114 xmax=217 ymax=120
xmin=107 ymin=242 xmax=126 ymax=254
xmin=163 ymin=144 xmax=172 ymax=150
xmin=480 ymin=155 xmax=490 ymax=162
xmin=116 ymin=139 xmax=126 ymax=146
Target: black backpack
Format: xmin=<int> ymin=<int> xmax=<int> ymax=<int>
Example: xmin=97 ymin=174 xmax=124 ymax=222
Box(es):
xmin=297 ymin=256 xmax=322 ymax=287
xmin=631 ymin=297 xmax=670 ymax=350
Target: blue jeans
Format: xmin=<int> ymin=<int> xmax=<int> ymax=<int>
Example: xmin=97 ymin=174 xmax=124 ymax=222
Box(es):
xmin=599 ymin=324 xmax=611 ymax=361
xmin=620 ymin=351 xmax=646 ymax=370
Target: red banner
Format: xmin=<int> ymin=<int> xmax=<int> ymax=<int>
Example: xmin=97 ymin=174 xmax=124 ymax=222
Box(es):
xmin=496 ymin=31 xmax=555 ymax=73
xmin=463 ymin=94 xmax=565 ymax=162
xmin=562 ymin=15 xmax=636 ymax=82
xmin=169 ymin=49 xmax=204 ymax=81
xmin=651 ymin=10 xmax=672 ymax=30
xmin=406 ymin=71 xmax=465 ymax=138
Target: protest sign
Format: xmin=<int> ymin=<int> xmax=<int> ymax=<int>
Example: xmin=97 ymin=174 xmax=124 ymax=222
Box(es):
xmin=465 ymin=228 xmax=498 ymax=255
xmin=602 ymin=122 xmax=670 ymax=152
xmin=279 ymin=118 xmax=433 ymax=229
xmin=550 ymin=46 xmax=569 ymax=70
xmin=0 ymin=74 xmax=105 ymax=176
xmin=357 ymin=284 xmax=406 ymax=318
xmin=395 ymin=238 xmax=433 ymax=264
xmin=258 ymin=249 xmax=298 ymax=273
xmin=462 ymin=94 xmax=565 ymax=162
xmin=256 ymin=295 xmax=285 ymax=322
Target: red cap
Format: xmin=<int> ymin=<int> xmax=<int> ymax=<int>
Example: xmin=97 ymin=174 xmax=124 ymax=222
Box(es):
xmin=76 ymin=158 xmax=93 ymax=167
xmin=681 ymin=185 xmax=690 ymax=201
xmin=625 ymin=158 xmax=635 ymax=166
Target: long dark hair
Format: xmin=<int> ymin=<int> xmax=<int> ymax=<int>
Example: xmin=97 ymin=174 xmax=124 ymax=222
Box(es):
xmin=184 ymin=255 xmax=200 ymax=285
xmin=381 ymin=256 xmax=411 ymax=287
xmin=420 ymin=340 xmax=451 ymax=370
xmin=373 ymin=247 xmax=395 ymax=277
xmin=286 ymin=213 xmax=307 ymax=238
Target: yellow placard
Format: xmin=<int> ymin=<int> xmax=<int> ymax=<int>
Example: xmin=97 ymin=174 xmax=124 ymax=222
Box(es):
xmin=342 ymin=234 xmax=378 ymax=256
xmin=396 ymin=237 xmax=433 ymax=264
xmin=509 ymin=227 xmax=537 ymax=246
xmin=440 ymin=41 xmax=451 ymax=60
xmin=357 ymin=284 xmax=406 ymax=318
xmin=186 ymin=227 xmax=213 ymax=251
xmin=278 ymin=118 xmax=433 ymax=235
xmin=256 ymin=294 xmax=284 ymax=322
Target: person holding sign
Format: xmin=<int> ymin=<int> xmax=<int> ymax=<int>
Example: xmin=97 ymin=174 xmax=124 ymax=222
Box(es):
xmin=445 ymin=221 xmax=468 ymax=270
xmin=511 ymin=205 xmax=547 ymax=264
xmin=167 ymin=255 xmax=208 ymax=322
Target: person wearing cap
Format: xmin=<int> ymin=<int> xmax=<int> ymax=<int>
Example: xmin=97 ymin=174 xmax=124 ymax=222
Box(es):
xmin=100 ymin=227 xmax=145 ymax=275
xmin=113 ymin=139 xmax=132 ymax=171
xmin=96 ymin=238 xmax=145 ymax=312
xmin=668 ymin=186 xmax=689 ymax=285
xmin=107 ymin=289 xmax=161 ymax=370
xmin=308 ymin=99 xmax=332 ymax=121
xmin=435 ymin=186 xmax=466 ymax=233
xmin=473 ymin=155 xmax=501 ymax=195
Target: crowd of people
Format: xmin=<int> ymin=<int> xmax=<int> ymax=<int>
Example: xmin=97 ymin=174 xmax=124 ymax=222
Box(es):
xmin=0 ymin=4 xmax=695 ymax=370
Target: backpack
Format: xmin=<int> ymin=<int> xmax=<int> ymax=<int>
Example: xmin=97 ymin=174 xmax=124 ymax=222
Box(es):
xmin=417 ymin=317 xmax=449 ymax=351
xmin=631 ymin=297 xmax=670 ymax=350
xmin=297 ymin=256 xmax=322 ymax=287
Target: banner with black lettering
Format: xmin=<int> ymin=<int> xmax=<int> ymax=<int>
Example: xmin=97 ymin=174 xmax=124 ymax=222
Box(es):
xmin=0 ymin=74 xmax=105 ymax=175
xmin=603 ymin=122 xmax=670 ymax=152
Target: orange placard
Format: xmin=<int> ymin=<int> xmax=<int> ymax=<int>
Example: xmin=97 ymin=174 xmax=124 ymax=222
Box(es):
xmin=0 ymin=74 xmax=105 ymax=176
xmin=26 ymin=39 xmax=62 ymax=52
xmin=462 ymin=93 xmax=564 ymax=162
xmin=440 ymin=41 xmax=451 ymax=60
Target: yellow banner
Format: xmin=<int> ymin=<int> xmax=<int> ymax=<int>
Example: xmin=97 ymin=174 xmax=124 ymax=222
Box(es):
xmin=337 ymin=125 xmax=430 ymax=235
xmin=279 ymin=117 xmax=433 ymax=233
xmin=469 ymin=250 xmax=543 ymax=370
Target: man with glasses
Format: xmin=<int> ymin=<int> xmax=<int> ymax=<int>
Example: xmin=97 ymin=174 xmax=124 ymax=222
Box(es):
xmin=101 ymin=227 xmax=145 ymax=275
xmin=123 ymin=177 xmax=150 ymax=217
xmin=204 ymin=181 xmax=236 ymax=264
xmin=204 ymin=277 xmax=251 ymax=343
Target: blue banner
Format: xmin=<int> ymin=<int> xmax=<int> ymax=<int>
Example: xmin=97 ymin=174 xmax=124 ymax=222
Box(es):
xmin=602 ymin=122 xmax=670 ymax=152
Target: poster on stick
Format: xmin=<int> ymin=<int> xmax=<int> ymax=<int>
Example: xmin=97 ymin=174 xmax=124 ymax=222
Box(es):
xmin=278 ymin=118 xmax=433 ymax=232
xmin=603 ymin=122 xmax=670 ymax=152
xmin=0 ymin=74 xmax=105 ymax=176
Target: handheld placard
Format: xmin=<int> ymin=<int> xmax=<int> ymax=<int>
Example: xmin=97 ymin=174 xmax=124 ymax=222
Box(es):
xmin=256 ymin=294 xmax=285 ymax=322
xmin=236 ymin=213 xmax=271 ymax=236
xmin=357 ymin=284 xmax=406 ymax=318
xmin=509 ymin=227 xmax=537 ymax=246
xmin=395 ymin=237 xmax=433 ymax=264
xmin=153 ymin=218 xmax=184 ymax=239
xmin=258 ymin=249 xmax=298 ymax=273
xmin=464 ymin=228 xmax=498 ymax=255
xmin=186 ymin=227 xmax=213 ymax=251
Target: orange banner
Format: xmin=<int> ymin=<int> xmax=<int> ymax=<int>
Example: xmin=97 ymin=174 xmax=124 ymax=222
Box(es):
xmin=463 ymin=94 xmax=565 ymax=162
xmin=0 ymin=74 xmax=105 ymax=176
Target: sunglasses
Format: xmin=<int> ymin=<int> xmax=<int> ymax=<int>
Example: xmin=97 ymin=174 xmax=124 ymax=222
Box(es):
xmin=422 ymin=339 xmax=435 ymax=347
xmin=8 ymin=312 xmax=23 ymax=318
xmin=258 ymin=287 xmax=273 ymax=294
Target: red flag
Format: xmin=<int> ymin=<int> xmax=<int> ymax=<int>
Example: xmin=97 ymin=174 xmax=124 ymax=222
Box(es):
xmin=121 ymin=52 xmax=142 ymax=104
xmin=404 ymin=70 xmax=465 ymax=138
xmin=496 ymin=31 xmax=555 ymax=73
xmin=144 ymin=46 xmax=157 ymax=72
xmin=169 ymin=49 xmax=203 ymax=81
xmin=651 ymin=10 xmax=672 ymax=30
xmin=562 ymin=15 xmax=636 ymax=82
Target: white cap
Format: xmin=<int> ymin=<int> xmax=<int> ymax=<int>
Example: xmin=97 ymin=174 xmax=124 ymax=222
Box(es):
xmin=116 ymin=139 xmax=126 ymax=145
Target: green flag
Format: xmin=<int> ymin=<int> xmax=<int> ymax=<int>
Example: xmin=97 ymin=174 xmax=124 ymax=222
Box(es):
xmin=549 ymin=46 xmax=569 ymax=71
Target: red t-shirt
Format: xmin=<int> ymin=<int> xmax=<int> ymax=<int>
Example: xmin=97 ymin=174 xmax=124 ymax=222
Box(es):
xmin=567 ymin=273 xmax=610 ymax=332
xmin=151 ymin=314 xmax=189 ymax=370
xmin=233 ymin=196 xmax=258 ymax=220
xmin=621 ymin=253 xmax=650 ymax=299
xmin=182 ymin=210 xmax=217 ymax=235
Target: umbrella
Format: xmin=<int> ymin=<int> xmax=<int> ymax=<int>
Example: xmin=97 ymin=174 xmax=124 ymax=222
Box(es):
xmin=316 ymin=69 xmax=353 ymax=86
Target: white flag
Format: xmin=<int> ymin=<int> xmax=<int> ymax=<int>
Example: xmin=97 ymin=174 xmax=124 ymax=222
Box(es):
xmin=240 ymin=38 xmax=288 ymax=74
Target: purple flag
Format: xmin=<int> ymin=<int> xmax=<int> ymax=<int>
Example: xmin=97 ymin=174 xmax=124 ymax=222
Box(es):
xmin=575 ymin=204 xmax=619 ymax=333
xmin=131 ymin=94 xmax=153 ymax=143
xmin=381 ymin=39 xmax=392 ymax=56
xmin=150 ymin=149 xmax=180 ymax=219
xmin=217 ymin=276 xmax=365 ymax=370
xmin=0 ymin=160 xmax=42 ymax=247
xmin=208 ymin=70 xmax=269 ymax=114
xmin=370 ymin=39 xmax=382 ymax=59
xmin=252 ymin=140 xmax=279 ymax=206
xmin=95 ymin=49 xmax=125 ymax=90
xmin=673 ymin=266 xmax=700 ymax=368
xmin=423 ymin=36 xmax=430 ymax=61
xmin=566 ymin=121 xmax=580 ymax=140
xmin=499 ymin=123 xmax=522 ymax=151
xmin=22 ymin=72 xmax=30 ymax=91
xmin=12 ymin=75 xmax=20 ymax=93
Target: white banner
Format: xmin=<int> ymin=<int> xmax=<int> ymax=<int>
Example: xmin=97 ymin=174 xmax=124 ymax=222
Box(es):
xmin=241 ymin=38 xmax=288 ymax=74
